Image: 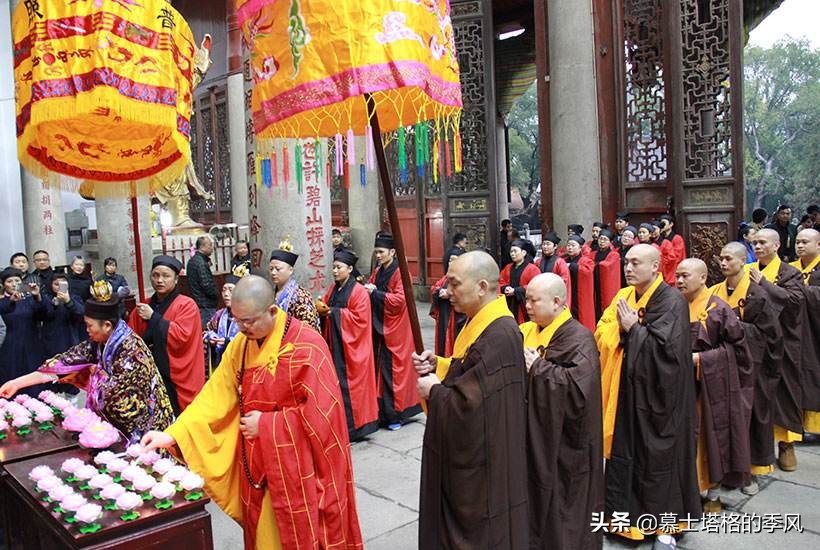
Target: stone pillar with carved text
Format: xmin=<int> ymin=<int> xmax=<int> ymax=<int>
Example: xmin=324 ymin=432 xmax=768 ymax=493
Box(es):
xmin=95 ymin=195 xmax=152 ymax=297
xmin=21 ymin=172 xmax=67 ymax=265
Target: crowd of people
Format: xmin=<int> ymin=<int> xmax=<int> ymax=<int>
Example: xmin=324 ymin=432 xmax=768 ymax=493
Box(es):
xmin=0 ymin=201 xmax=816 ymax=549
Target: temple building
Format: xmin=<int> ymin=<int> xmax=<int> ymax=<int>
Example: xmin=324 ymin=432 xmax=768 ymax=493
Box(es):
xmin=0 ymin=0 xmax=781 ymax=290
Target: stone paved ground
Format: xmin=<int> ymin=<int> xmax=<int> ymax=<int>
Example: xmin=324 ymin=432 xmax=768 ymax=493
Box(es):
xmin=209 ymin=304 xmax=820 ymax=548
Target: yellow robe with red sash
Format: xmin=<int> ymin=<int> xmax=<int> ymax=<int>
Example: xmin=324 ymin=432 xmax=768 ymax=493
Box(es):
xmin=166 ymin=309 xmax=362 ymax=550
xmin=791 ymin=255 xmax=820 ymax=433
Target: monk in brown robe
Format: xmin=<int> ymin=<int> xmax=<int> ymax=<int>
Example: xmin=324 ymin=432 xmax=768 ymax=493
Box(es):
xmin=750 ymin=229 xmax=806 ymax=471
xmin=711 ymin=242 xmax=784 ymax=495
xmin=791 ymin=229 xmax=820 ymax=436
xmin=522 ymin=273 xmax=603 ymax=550
xmin=596 ymin=244 xmax=699 ymax=550
xmin=413 ymin=251 xmax=528 ymax=549
xmin=675 ymin=259 xmax=753 ymax=513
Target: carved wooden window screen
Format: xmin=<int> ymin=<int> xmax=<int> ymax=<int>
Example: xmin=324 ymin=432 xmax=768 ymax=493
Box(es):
xmin=190 ymin=80 xmax=232 ymax=224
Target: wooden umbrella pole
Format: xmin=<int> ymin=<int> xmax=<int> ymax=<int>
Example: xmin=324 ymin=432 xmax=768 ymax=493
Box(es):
xmin=365 ymin=93 xmax=424 ymax=354
xmin=130 ymin=182 xmax=146 ymax=302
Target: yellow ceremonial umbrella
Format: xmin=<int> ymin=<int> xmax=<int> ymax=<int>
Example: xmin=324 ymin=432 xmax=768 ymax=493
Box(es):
xmin=238 ymin=0 xmax=463 ymax=354
xmin=13 ymin=0 xmax=197 ymax=299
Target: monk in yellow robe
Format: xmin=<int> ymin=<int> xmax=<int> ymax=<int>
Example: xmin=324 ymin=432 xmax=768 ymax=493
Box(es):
xmin=521 ymin=273 xmax=603 ymax=550
xmin=595 ymin=244 xmax=699 ymax=549
xmin=413 ymin=251 xmax=528 ymax=549
xmin=749 ymin=229 xmax=806 ymax=471
xmin=142 ymin=276 xmax=362 ymax=550
xmin=676 ymin=259 xmax=753 ymax=513
xmin=791 ymin=228 xmax=820 ymax=436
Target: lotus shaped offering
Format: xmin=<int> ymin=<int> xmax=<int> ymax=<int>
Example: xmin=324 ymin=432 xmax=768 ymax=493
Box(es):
xmin=121 ymin=465 xmax=145 ymax=483
xmin=79 ymin=420 xmax=120 ymax=449
xmin=51 ymin=398 xmax=72 ymax=413
xmin=89 ymin=473 xmax=114 ymax=490
xmin=34 ymin=409 xmax=54 ymax=424
xmin=62 ymin=409 xmax=100 ymax=432
xmin=12 ymin=414 xmax=31 ymax=428
xmin=132 ymin=475 xmax=157 ymax=493
xmin=126 ymin=444 xmax=143 ymax=458
xmin=107 ymin=458 xmax=129 ymax=474
xmin=0 ymin=418 xmax=8 ymax=436
xmin=75 ymin=465 xmax=98 ymax=481
xmin=14 ymin=395 xmax=30 ymax=404
xmin=180 ymin=472 xmax=204 ymax=492
xmin=61 ymin=493 xmax=87 ymax=512
xmin=137 ymin=451 xmax=161 ymax=466
xmin=163 ymin=465 xmax=188 ymax=484
xmin=150 ymin=481 xmax=176 ymax=500
xmin=152 ymin=458 xmax=175 ymax=475
xmin=93 ymin=451 xmax=117 ymax=467
xmin=61 ymin=458 xmax=86 ymax=475
xmin=100 ymin=483 xmax=127 ymax=501
xmin=75 ymin=503 xmax=103 ymax=533
xmin=38 ymin=390 xmax=56 ymax=403
xmin=48 ymin=484 xmax=74 ymax=502
xmin=36 ymin=476 xmax=63 ymax=493
xmin=28 ymin=465 xmax=55 ymax=482
xmin=115 ymin=491 xmax=142 ymax=511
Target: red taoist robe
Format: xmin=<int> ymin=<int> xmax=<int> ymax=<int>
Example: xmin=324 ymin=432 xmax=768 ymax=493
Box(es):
xmin=368 ymin=260 xmax=421 ymax=421
xmin=429 ymin=275 xmax=467 ymax=357
xmin=323 ymin=280 xmax=379 ymax=441
xmin=538 ymin=254 xmax=573 ymax=310
xmin=593 ymin=247 xmax=624 ymax=321
xmin=660 ymin=233 xmax=687 ymax=284
xmin=499 ymin=261 xmax=541 ymax=323
xmin=128 ymin=291 xmax=205 ymax=413
xmin=566 ymin=255 xmax=597 ymax=332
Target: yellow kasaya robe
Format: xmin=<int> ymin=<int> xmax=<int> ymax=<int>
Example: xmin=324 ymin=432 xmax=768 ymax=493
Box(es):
xmin=435 ymin=295 xmax=513 ymax=379
xmin=166 ymin=309 xmax=363 ymax=550
xmin=595 ymin=274 xmax=663 ymax=459
xmin=749 ymin=257 xmax=804 ymax=445
xmin=791 ymin=255 xmax=820 ymax=433
xmin=520 ymin=307 xmax=573 ymax=350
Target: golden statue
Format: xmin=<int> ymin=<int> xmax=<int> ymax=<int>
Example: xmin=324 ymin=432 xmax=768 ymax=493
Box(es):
xmin=153 ymin=34 xmax=214 ymax=229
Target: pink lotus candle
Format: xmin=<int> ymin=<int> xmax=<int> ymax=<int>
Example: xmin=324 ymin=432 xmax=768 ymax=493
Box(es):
xmin=62 ymin=409 xmax=100 ymax=432
xmin=115 ymin=491 xmax=142 ymax=511
xmin=89 ymin=473 xmax=114 ymax=490
xmin=100 ymin=483 xmax=127 ymax=500
xmin=75 ymin=465 xmax=98 ymax=481
xmin=75 ymin=503 xmax=102 ymax=524
xmin=52 ymin=399 xmax=73 ymax=413
xmin=179 ymin=472 xmax=204 ymax=492
xmin=107 ymin=458 xmax=129 ymax=474
xmin=12 ymin=415 xmax=31 ymax=428
xmin=149 ymin=481 xmax=176 ymax=501
xmin=28 ymin=465 xmax=55 ymax=482
xmin=38 ymin=390 xmax=56 ymax=403
xmin=60 ymin=493 xmax=87 ymax=513
xmin=34 ymin=409 xmax=54 ymax=423
xmin=163 ymin=465 xmax=188 ymax=484
xmin=152 ymin=458 xmax=175 ymax=475
xmin=0 ymin=419 xmax=8 ymax=432
xmin=137 ymin=451 xmax=161 ymax=466
xmin=126 ymin=444 xmax=143 ymax=458
xmin=78 ymin=420 xmax=120 ymax=449
xmin=121 ymin=465 xmax=145 ymax=483
xmin=36 ymin=476 xmax=63 ymax=493
xmin=48 ymin=484 xmax=74 ymax=502
xmin=14 ymin=395 xmax=30 ymax=405
xmin=132 ymin=475 xmax=157 ymax=493
xmin=61 ymin=458 xmax=86 ymax=475
xmin=94 ymin=451 xmax=117 ymax=467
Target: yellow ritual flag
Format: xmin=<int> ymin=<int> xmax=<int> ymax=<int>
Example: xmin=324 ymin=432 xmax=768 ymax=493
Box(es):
xmin=13 ymin=0 xmax=195 ymax=193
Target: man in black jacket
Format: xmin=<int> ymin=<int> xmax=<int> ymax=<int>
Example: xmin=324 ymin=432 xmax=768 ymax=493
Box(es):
xmin=765 ymin=204 xmax=798 ymax=261
xmin=186 ymin=236 xmax=218 ymax=325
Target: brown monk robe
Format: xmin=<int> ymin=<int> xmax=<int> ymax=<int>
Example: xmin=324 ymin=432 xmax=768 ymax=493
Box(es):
xmin=791 ymin=229 xmax=820 ymax=435
xmin=414 ymin=251 xmax=528 ymax=550
xmin=676 ymin=259 xmax=754 ymax=512
xmin=596 ymin=245 xmax=699 ymax=546
xmin=521 ymin=273 xmax=603 ymax=550
xmin=711 ymin=242 xmax=784 ymax=490
xmin=750 ymin=228 xmax=806 ymax=471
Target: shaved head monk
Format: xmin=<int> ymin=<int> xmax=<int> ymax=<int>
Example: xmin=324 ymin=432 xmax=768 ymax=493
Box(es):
xmin=521 ymin=273 xmax=603 ymax=549
xmin=750 ymin=228 xmax=807 ymax=471
xmin=676 ymin=258 xmax=753 ymax=512
xmin=595 ymin=244 xmax=699 ymax=549
xmin=142 ymin=275 xmax=363 ymax=549
xmin=791 ymin=229 xmax=820 ymax=445
xmin=414 ymin=251 xmax=527 ymax=549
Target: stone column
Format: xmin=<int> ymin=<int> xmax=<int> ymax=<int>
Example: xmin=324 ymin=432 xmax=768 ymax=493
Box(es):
xmin=0 ymin=0 xmax=26 ymax=262
xmin=495 ymin=120 xmax=510 ymax=222
xmin=548 ymin=0 xmax=602 ymax=239
xmin=95 ymin=195 xmax=153 ymax=299
xmin=21 ymin=173 xmax=67 ymax=265
xmin=226 ymin=73 xmax=249 ymax=225
xmin=347 ymin=137 xmax=381 ymax=269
